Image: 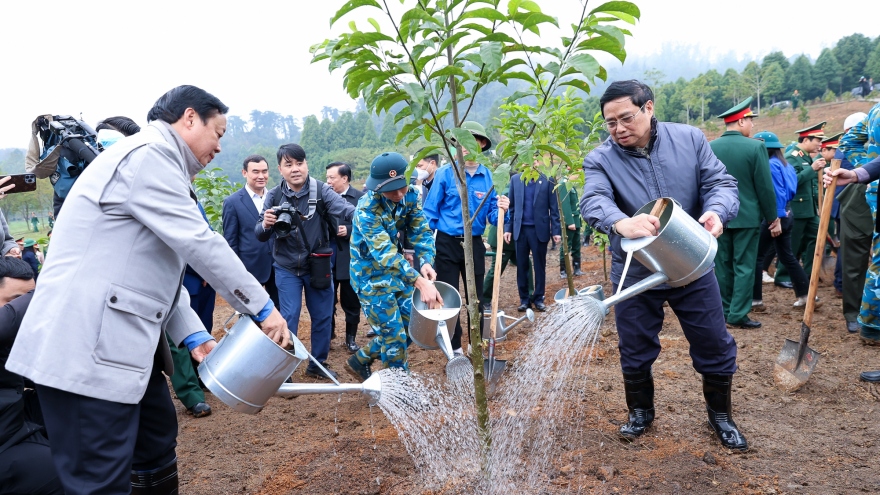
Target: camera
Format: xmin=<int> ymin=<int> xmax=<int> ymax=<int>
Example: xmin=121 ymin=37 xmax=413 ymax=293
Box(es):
xmin=36 ymin=115 xmax=102 ymax=179
xmin=273 ymin=202 xmax=297 ymax=237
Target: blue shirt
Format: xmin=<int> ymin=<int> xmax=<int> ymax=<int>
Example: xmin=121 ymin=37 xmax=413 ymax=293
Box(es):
xmin=768 ymin=155 xmax=798 ymax=217
xmin=422 ymin=164 xmax=500 ymax=236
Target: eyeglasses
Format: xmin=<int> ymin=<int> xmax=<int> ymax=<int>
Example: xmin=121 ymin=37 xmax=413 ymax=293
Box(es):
xmin=603 ymin=102 xmax=647 ymax=131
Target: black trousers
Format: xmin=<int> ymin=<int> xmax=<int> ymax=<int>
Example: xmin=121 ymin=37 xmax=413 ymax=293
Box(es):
xmin=0 ymin=431 xmax=64 ymax=494
xmin=434 ymin=231 xmax=485 ymax=350
xmin=754 ymin=215 xmax=809 ymax=299
xmin=37 ymin=353 xmax=177 ymax=494
xmin=332 ymin=276 xmax=361 ymax=335
xmin=614 ymin=273 xmax=737 ymax=375
xmin=514 ymin=225 xmax=548 ymax=304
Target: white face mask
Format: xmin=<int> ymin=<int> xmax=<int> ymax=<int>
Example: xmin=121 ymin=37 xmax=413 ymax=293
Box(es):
xmin=415 ymin=168 xmax=429 ymax=181
xmin=97 ymin=128 xmax=124 ymax=149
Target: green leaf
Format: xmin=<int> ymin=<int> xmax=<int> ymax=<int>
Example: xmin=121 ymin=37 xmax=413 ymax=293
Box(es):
xmin=350 ymin=32 xmax=396 ymax=45
xmin=492 ymin=163 xmax=511 ymax=192
xmin=567 ymin=53 xmax=600 ymax=80
xmin=331 ymin=0 xmax=382 ymax=26
xmin=438 ymin=31 xmax=470 ymax=53
xmin=518 ymin=0 xmax=541 ymax=13
xmin=588 ymin=1 xmax=640 ymax=21
xmin=576 ymin=35 xmax=626 ymax=63
xmin=401 ymin=83 xmax=426 ymax=106
xmin=480 ymin=42 xmax=503 ymax=72
xmin=449 ymin=127 xmax=481 ymax=157
xmin=458 ymin=7 xmax=507 ymax=23
xmin=520 ymin=12 xmax=558 ymax=32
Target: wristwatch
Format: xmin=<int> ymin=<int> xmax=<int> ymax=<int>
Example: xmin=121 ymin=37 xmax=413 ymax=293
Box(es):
xmin=610 ymin=221 xmax=620 ymax=235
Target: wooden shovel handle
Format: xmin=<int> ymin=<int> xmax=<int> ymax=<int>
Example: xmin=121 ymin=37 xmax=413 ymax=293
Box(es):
xmin=489 ymin=206 xmax=504 ymax=340
xmin=803 ymin=159 xmax=840 ymax=326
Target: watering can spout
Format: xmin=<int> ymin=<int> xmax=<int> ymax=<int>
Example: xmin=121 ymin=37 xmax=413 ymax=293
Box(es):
xmin=600 ymin=272 xmax=669 ymax=312
xmin=276 ymin=373 xmax=382 ymax=406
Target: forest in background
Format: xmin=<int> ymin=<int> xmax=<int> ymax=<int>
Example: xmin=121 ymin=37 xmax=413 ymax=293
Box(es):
xmin=1 ymin=31 xmax=879 ymax=219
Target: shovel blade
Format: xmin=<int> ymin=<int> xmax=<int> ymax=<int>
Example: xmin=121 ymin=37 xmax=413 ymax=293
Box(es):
xmin=774 ymin=338 xmax=820 ymax=392
xmin=484 ymin=358 xmax=508 ymax=396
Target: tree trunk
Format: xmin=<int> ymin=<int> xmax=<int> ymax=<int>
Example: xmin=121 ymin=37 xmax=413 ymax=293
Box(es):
xmin=557 ymin=188 xmax=576 ymax=297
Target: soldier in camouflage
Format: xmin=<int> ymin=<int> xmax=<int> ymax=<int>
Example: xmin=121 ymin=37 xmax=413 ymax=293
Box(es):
xmin=345 ymin=152 xmax=442 ymax=381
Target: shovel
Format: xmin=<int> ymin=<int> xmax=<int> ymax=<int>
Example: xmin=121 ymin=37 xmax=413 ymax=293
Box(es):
xmin=773 ymin=159 xmax=839 ymax=392
xmin=484 ymin=206 xmax=508 ymax=396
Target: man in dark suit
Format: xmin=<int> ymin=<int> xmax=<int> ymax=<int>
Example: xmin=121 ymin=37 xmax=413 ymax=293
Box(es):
xmin=326 ymin=161 xmax=365 ymax=353
xmin=222 ymin=155 xmax=279 ymax=308
xmin=504 ymin=166 xmax=561 ymax=312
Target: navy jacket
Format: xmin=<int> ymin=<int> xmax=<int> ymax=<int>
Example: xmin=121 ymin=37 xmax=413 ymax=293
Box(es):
xmin=505 ymin=172 xmax=561 ymax=242
xmin=332 ymin=186 xmax=365 ymax=280
xmin=223 ymin=187 xmax=274 ymax=284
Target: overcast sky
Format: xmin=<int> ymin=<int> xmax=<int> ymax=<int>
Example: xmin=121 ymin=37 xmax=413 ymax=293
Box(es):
xmin=0 ymin=0 xmax=875 ymax=149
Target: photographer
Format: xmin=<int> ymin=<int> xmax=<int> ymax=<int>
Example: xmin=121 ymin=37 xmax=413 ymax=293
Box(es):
xmin=256 ymin=144 xmax=354 ymax=380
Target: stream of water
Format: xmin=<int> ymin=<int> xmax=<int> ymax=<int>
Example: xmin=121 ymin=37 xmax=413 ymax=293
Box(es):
xmin=373 ymin=295 xmax=607 ymax=494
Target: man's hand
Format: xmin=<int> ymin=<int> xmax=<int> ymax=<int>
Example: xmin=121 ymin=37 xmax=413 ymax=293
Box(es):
xmin=6 ymin=247 xmax=21 ymax=258
xmin=497 ymin=195 xmax=510 ymax=212
xmin=262 ymin=210 xmax=278 ymax=230
xmin=337 ymin=225 xmax=348 ymax=237
xmin=614 ymin=214 xmax=661 ymax=238
xmin=811 ymin=157 xmax=827 ymax=171
xmin=190 ymin=340 xmax=216 ymax=363
xmin=825 ymin=167 xmax=858 ymax=187
xmin=256 ymin=308 xmax=291 ymax=347
xmin=769 ymin=217 xmax=782 ymax=237
xmin=552 ymin=235 xmax=561 ymax=244
xmin=414 ymin=277 xmax=444 ymax=307
xmin=567 ymin=224 xmax=576 ymax=231
xmin=503 ymin=232 xmax=512 ymax=244
xmin=420 ymin=263 xmax=437 ymax=281
xmin=699 ymin=211 xmax=724 ymax=238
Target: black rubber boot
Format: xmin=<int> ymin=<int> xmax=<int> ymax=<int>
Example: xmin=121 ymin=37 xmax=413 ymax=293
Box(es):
xmin=573 ymin=262 xmax=584 ymax=276
xmin=702 ymin=374 xmax=748 ymax=451
xmin=619 ymin=370 xmax=655 ymax=439
xmin=131 ymin=457 xmax=178 ymax=494
xmin=345 ymin=322 xmax=359 ymax=354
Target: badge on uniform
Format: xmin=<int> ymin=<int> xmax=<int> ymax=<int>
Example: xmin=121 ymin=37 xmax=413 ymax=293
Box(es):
xmin=475 ymin=191 xmax=485 ymax=199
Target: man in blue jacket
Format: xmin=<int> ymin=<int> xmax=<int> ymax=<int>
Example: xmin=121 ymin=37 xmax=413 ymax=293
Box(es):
xmin=580 ymin=80 xmax=746 ymax=451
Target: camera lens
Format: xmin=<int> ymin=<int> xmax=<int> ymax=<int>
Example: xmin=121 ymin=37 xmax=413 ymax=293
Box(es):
xmin=275 ymin=212 xmax=292 ymax=237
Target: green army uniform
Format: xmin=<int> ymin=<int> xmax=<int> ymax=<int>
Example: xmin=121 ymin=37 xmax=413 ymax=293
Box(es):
xmin=710 ymin=97 xmax=777 ymax=326
xmin=558 ymin=184 xmax=586 ymax=275
xmin=775 ymin=121 xmax=826 ymax=284
xmin=165 ymin=333 xmax=206 ymax=410
xmin=348 ymin=153 xmax=435 ymax=374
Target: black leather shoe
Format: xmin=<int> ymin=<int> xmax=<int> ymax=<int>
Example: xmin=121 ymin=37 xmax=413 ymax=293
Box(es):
xmin=703 ymin=374 xmax=748 ymax=451
xmin=774 ymin=281 xmax=794 ymax=289
xmin=186 ymin=402 xmax=212 ymax=418
xmin=305 ymin=365 xmax=339 ymax=381
xmin=619 ymin=370 xmax=654 ymax=439
xmin=533 ymin=302 xmax=547 ymax=312
xmin=728 ymin=317 xmax=761 ymax=329
xmin=860 ymin=370 xmax=880 ymax=382
xmin=517 ymin=303 xmax=530 ymax=312
xmin=573 ymin=269 xmax=585 ymax=276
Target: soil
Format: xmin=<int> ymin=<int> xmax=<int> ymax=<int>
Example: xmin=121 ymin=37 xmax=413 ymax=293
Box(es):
xmin=174 ymin=101 xmax=880 ymax=494
xmin=174 ymin=243 xmax=880 ymax=495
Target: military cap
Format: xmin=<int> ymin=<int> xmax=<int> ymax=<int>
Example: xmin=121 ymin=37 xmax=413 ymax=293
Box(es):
xmin=753 ymin=130 xmax=784 ymax=149
xmin=23 ymin=239 xmax=36 ymax=248
xmin=717 ymin=97 xmax=757 ymax=123
xmin=821 ymin=132 xmax=843 ymax=149
xmin=459 ymin=121 xmax=492 ymax=151
xmin=366 ymin=152 xmax=409 ymax=192
xmin=794 ymin=121 xmax=826 ymax=139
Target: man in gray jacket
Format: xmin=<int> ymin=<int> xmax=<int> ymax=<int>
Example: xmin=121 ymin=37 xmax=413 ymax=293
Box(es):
xmin=6 ymin=85 xmax=290 ymax=494
xmin=580 ymin=80 xmax=747 ymax=451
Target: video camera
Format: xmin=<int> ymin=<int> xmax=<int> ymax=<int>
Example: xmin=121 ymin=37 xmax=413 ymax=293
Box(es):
xmin=273 ymin=202 xmax=298 ymax=238
xmin=36 ymin=115 xmax=103 ymax=179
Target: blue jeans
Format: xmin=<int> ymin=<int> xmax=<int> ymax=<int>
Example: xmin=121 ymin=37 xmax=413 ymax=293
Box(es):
xmin=274 ymin=264 xmax=334 ymax=365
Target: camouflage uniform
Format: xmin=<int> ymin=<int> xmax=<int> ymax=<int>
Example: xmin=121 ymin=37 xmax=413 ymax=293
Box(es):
xmin=349 ymin=186 xmax=435 ymax=370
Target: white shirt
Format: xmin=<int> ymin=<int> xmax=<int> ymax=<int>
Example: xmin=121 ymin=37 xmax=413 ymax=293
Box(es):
xmin=245 ymin=184 xmax=265 ymax=213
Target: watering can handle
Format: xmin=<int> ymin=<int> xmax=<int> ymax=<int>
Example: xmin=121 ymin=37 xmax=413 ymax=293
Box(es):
xmin=649 ymin=198 xmax=667 ymax=219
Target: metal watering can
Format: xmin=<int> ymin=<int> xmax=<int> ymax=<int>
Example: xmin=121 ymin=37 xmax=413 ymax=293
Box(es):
xmin=481 ymin=309 xmax=535 ymax=341
xmin=560 ymin=198 xmax=717 ymax=311
xmin=409 ymin=281 xmax=473 ymax=381
xmin=199 ymin=314 xmax=381 ymax=415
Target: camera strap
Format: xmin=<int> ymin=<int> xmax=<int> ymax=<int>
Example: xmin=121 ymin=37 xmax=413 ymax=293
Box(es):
xmin=277 ymin=178 xmax=326 ymax=253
